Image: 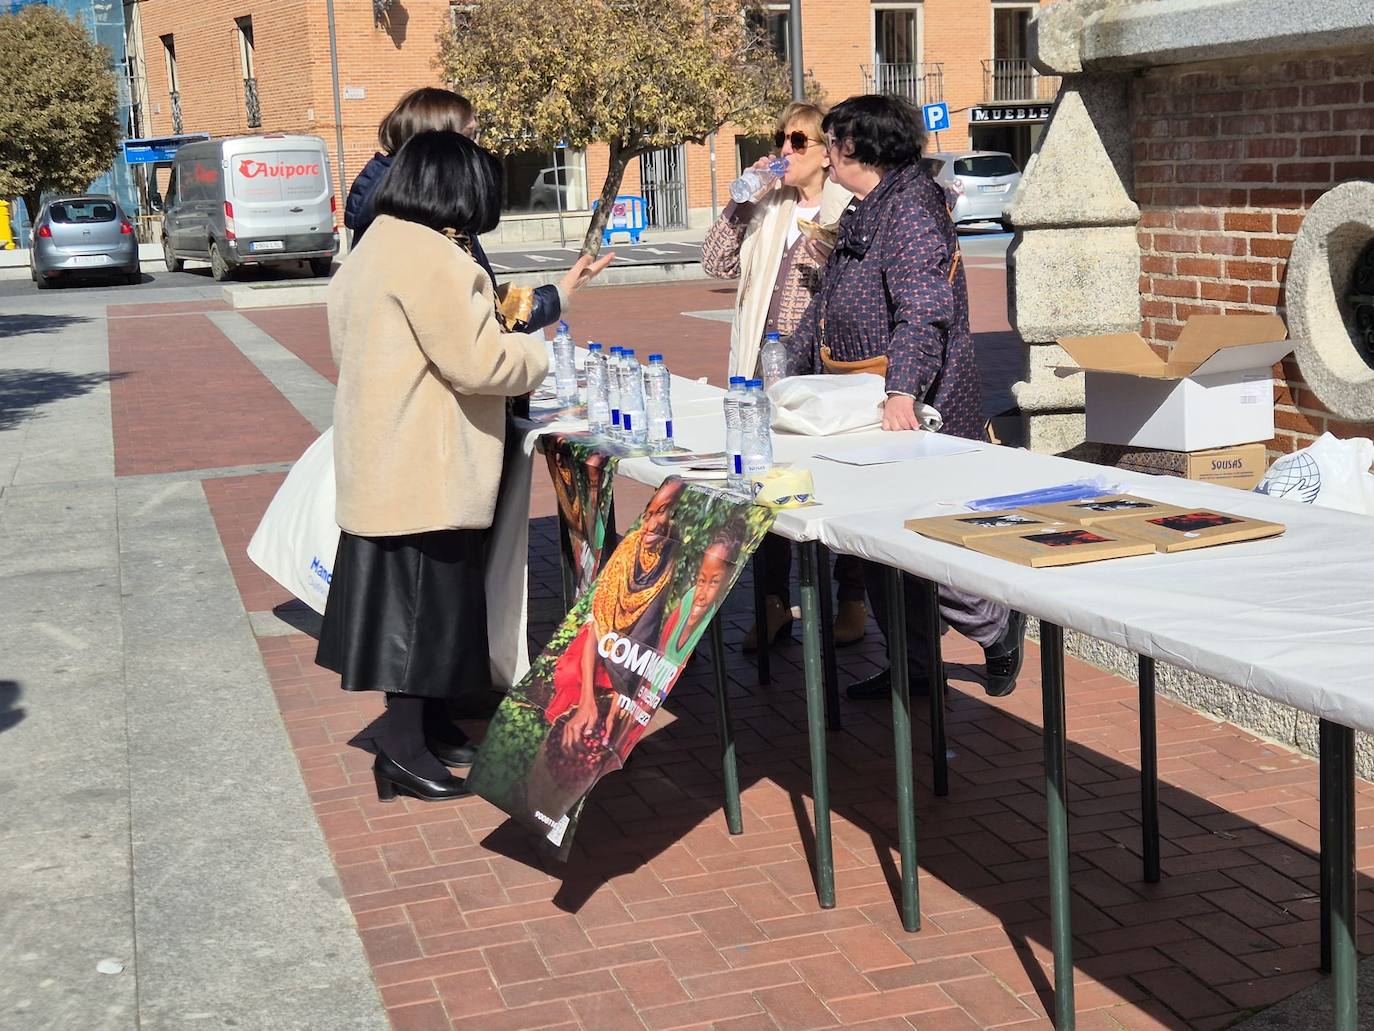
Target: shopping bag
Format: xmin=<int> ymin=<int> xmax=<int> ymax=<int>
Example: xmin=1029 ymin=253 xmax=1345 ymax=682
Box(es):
xmin=767 ymin=374 xmax=942 ymax=435
xmin=247 ymin=429 xmax=340 ymax=615
xmin=1254 ymin=432 xmax=1374 ymax=516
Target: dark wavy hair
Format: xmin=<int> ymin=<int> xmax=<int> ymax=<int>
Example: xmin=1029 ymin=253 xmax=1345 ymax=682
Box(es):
xmin=822 ymin=94 xmax=928 ymax=171
xmin=372 ymin=130 xmax=502 ymax=236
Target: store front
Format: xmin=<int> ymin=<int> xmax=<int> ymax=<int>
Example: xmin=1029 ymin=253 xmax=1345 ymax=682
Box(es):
xmin=967 ymin=103 xmax=1052 ymax=170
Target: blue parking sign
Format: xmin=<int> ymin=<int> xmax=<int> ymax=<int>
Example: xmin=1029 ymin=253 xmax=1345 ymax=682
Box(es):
xmin=922 ymin=102 xmax=951 ymax=133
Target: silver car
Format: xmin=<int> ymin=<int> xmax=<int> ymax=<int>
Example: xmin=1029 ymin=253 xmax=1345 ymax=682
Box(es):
xmin=30 ymin=195 xmax=140 ymax=288
xmin=920 ymin=151 xmax=1021 ymax=228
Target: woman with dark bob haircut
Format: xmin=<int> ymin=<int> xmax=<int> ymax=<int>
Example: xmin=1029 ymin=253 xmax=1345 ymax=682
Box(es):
xmin=316 ymin=131 xmax=550 ymax=803
xmin=787 ymin=93 xmax=1027 ymax=704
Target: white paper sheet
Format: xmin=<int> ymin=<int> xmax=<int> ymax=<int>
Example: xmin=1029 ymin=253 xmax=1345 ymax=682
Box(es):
xmin=813 ymin=434 xmax=979 ymax=466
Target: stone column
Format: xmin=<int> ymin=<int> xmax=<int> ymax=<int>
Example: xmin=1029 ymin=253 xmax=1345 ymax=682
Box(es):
xmin=1006 ymin=0 xmax=1143 ymax=455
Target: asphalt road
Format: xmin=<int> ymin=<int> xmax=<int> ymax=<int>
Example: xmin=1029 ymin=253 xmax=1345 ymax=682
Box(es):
xmin=0 ymin=262 xmax=321 ymax=300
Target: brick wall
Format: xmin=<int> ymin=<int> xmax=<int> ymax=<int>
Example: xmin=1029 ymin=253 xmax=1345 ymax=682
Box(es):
xmin=1131 ymin=48 xmax=1374 ymax=454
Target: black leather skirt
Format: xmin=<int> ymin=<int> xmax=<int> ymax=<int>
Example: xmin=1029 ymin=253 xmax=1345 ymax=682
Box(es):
xmin=315 ymin=528 xmax=491 ymax=701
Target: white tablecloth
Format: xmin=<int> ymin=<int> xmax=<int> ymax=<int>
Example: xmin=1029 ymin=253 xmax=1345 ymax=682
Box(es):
xmin=521 ymin=363 xmax=1374 ymax=734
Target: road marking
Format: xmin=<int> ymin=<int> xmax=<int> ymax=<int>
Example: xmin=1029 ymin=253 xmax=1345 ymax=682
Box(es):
xmin=488 ymin=263 xmax=513 ymax=272
xmin=520 ymin=254 xmax=558 ymax=263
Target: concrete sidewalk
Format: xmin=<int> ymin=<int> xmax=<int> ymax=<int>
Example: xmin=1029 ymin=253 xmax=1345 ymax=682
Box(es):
xmin=0 ymin=303 xmax=386 ymax=1028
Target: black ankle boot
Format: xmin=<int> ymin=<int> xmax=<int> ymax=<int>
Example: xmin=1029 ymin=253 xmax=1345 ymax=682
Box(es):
xmin=845 ymin=667 xmax=943 ymax=701
xmin=427 ymin=730 xmax=477 ymax=769
xmin=374 ymin=751 xmax=470 ymax=802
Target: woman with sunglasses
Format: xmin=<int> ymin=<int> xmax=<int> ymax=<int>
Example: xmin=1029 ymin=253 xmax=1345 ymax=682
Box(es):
xmin=703 ymin=101 xmax=868 ymax=652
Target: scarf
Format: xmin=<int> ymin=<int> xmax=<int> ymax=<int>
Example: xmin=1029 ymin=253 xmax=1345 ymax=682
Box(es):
xmin=729 ymin=179 xmax=852 ymax=379
xmin=592 ymin=524 xmax=674 ymax=636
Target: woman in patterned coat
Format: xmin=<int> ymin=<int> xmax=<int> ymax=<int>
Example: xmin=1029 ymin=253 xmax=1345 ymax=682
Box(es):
xmin=789 ymin=94 xmax=1026 ymax=701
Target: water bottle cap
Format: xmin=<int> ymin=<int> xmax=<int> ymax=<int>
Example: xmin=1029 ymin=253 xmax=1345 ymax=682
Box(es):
xmin=623 ymin=348 xmax=636 ymax=356
xmin=765 ymin=332 xmax=781 ymax=341
xmin=587 ymin=342 xmax=602 ymax=351
xmin=648 ymin=353 xmax=663 ymax=362
xmin=747 ymin=379 xmax=764 ymax=389
xmin=557 ymin=320 xmax=569 ymax=333
xmin=609 ymin=346 xmax=622 ymax=354
xmin=729 ymin=376 xmax=746 ymax=385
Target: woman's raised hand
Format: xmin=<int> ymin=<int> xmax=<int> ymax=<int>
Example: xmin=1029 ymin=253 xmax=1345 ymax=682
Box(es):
xmin=560 ymin=251 xmax=616 ymax=297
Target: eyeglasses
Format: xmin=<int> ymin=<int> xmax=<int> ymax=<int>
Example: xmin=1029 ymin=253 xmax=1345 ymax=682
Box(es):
xmin=774 ymin=129 xmax=823 ymax=152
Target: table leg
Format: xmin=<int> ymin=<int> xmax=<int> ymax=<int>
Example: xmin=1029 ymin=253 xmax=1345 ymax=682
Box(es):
xmin=1041 ymin=621 xmax=1075 ymax=1029
xmin=557 ymin=514 xmax=575 ymax=611
xmin=886 ymin=567 xmax=920 ymax=932
xmin=799 ymin=540 xmax=835 ymax=908
xmin=924 ymin=578 xmax=948 ymax=798
xmin=1320 ymin=719 xmax=1357 ymax=1031
xmin=1138 ymin=655 xmax=1160 ymax=884
xmin=817 ymin=542 xmax=842 ymax=732
xmin=710 ymin=616 xmax=743 ymax=835
xmin=752 ymin=549 xmax=771 ymax=686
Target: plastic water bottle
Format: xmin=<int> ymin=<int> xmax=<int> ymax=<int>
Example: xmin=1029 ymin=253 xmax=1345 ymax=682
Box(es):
xmin=741 ymin=379 xmax=774 ymax=484
xmin=724 ymin=376 xmax=748 ymax=491
xmin=607 ymin=346 xmax=623 ymax=439
xmin=730 ymin=157 xmax=789 ymax=204
xmin=552 ymin=321 xmax=577 ymax=405
xmin=620 ymin=349 xmax=646 ymax=447
xmin=585 ymin=342 xmax=610 ymax=434
xmin=644 ymin=353 xmax=673 ymax=453
xmin=759 ymin=331 xmax=787 ymax=389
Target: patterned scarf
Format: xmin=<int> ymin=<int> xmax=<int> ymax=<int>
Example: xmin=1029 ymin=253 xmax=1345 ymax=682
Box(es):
xmin=592 ymin=524 xmax=673 ymax=636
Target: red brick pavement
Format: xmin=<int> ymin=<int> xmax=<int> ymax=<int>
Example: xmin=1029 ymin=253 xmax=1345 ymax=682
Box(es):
xmin=244 ymin=306 xmax=339 ymax=385
xmin=107 ymin=309 xmax=318 ymax=476
xmin=173 ymin=281 xmax=1373 ymax=1030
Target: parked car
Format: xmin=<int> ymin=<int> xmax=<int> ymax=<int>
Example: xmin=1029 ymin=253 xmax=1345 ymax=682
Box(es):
xmin=29 ymin=195 xmax=140 ymax=289
xmin=920 ymin=151 xmax=1021 ymax=228
xmin=527 ymin=166 xmax=585 ymax=212
xmin=157 ymin=133 xmax=338 ymax=281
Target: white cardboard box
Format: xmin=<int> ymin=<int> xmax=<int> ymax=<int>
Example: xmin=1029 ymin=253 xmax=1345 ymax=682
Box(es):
xmin=1058 ymin=315 xmax=1292 ymax=451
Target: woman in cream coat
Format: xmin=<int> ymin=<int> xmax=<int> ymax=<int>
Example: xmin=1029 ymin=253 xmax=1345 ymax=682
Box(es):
xmin=316 ymin=131 xmax=548 ymax=803
xmin=702 ymin=101 xmax=867 ymax=651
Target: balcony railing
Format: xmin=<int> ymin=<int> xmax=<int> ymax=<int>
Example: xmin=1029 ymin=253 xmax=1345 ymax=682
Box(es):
xmin=983 ymin=59 xmax=1060 ymax=103
xmin=244 ymin=76 xmax=261 ymax=129
xmin=169 ymin=90 xmax=183 ymax=134
xmin=861 ymin=62 xmax=944 ymax=109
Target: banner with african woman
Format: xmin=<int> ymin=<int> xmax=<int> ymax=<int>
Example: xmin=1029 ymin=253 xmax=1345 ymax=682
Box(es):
xmin=466 ymin=477 xmax=773 ymax=859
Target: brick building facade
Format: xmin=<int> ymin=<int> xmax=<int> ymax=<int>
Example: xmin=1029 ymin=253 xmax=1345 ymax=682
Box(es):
xmin=1131 ymin=51 xmax=1374 ymax=455
xmin=125 ymin=0 xmax=1053 ymax=241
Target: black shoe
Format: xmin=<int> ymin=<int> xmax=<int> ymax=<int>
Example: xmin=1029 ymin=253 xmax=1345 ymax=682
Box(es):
xmin=373 ymin=751 xmax=470 ymax=802
xmin=844 ymin=667 xmax=940 ymax=701
xmin=424 ymin=706 xmax=478 ymax=767
xmin=983 ymin=610 xmax=1026 ymax=698
xmin=427 ymin=735 xmax=478 ymax=768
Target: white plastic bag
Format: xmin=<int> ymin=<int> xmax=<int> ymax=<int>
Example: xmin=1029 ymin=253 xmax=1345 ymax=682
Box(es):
xmin=247 ymin=424 xmax=535 ymax=688
xmin=1254 ymin=432 xmax=1374 ymax=516
xmin=248 ymin=429 xmax=340 ymax=615
xmin=767 ymin=373 xmax=942 ymax=436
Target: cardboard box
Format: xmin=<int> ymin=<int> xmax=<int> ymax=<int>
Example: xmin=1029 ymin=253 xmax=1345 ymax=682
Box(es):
xmin=1107 ymin=443 xmax=1269 ymax=490
xmin=905 ymin=509 xmax=1069 ymax=546
xmin=1025 ymin=495 xmax=1190 ymax=527
xmin=1106 ymin=510 xmax=1285 ymax=553
xmin=1058 ymin=315 xmax=1291 ymax=450
xmin=966 ymin=525 xmax=1156 ymax=567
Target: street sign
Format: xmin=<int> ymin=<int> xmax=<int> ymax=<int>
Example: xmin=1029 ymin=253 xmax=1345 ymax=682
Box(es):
xmin=922 ymin=101 xmax=951 ymax=133
xmin=121 ymin=134 xmax=210 ymax=164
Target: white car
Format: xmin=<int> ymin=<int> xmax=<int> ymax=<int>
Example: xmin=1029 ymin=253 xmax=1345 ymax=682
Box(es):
xmin=920 ymin=151 xmax=1021 ymax=228
xmin=528 ymin=167 xmax=584 ymax=212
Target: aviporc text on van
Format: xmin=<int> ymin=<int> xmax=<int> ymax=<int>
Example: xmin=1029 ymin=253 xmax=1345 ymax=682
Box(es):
xmin=156 ymin=134 xmax=338 ymax=281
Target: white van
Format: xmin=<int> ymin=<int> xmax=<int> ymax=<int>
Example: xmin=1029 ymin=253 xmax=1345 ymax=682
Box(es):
xmin=158 ymin=134 xmax=338 ymax=280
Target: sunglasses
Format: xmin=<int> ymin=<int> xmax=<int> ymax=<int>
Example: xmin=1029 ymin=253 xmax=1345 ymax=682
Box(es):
xmin=774 ymin=130 xmax=823 ymax=152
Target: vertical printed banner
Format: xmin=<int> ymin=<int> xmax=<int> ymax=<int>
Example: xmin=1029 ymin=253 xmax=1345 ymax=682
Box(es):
xmin=467 ymin=477 xmax=774 ymax=858
xmin=543 ymin=433 xmax=619 ymax=597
